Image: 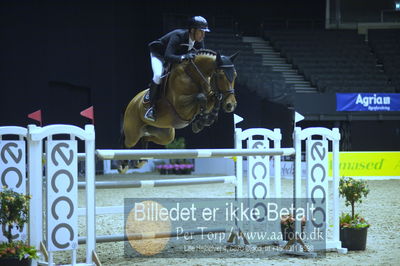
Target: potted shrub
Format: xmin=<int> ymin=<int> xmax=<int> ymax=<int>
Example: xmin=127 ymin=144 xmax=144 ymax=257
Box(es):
xmin=163 ymin=137 xmax=194 ymax=175
xmin=165 ymin=136 xmax=186 ymax=150
xmin=165 ymin=137 xmax=186 ymax=166
xmin=0 ymin=188 xmax=39 ymax=265
xmin=339 ymin=177 xmax=370 ymax=251
xmin=280 ymin=214 xmax=306 ymax=241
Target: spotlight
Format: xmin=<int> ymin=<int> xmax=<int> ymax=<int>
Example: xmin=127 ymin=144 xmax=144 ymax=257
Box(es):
xmin=396 ymin=1 xmax=400 ymax=11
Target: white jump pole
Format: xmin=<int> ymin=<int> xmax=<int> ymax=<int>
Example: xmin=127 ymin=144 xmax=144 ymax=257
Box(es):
xmin=96 ymin=148 xmax=295 ymax=160
xmin=78 ymin=227 xmax=228 ymax=244
xmin=77 ymin=175 xmax=237 ymax=189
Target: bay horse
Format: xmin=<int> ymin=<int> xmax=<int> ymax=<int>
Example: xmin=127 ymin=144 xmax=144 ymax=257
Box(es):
xmin=120 ymin=49 xmax=238 ymax=171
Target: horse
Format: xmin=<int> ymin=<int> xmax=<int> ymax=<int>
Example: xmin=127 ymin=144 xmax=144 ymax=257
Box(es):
xmin=120 ymin=49 xmax=238 ymax=171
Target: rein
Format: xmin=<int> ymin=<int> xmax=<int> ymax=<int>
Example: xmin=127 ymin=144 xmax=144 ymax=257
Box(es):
xmin=182 ymin=55 xmax=236 ymax=121
xmin=189 ymin=60 xmax=211 ymax=92
xmin=187 ymin=59 xmax=235 ymax=100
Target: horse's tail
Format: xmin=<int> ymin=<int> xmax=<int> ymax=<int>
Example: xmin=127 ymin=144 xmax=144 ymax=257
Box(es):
xmin=117 ymin=109 xmax=131 ymax=173
xmin=119 ymin=111 xmax=126 ymax=149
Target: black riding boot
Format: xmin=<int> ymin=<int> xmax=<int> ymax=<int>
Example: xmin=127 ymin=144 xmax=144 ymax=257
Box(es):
xmin=144 ymin=81 xmax=159 ymax=122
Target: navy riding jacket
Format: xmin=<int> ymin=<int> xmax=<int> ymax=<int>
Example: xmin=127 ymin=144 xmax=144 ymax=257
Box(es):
xmin=149 ymin=29 xmax=205 ymax=63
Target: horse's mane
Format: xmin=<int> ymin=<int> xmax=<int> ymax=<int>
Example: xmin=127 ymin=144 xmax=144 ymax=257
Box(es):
xmin=195 ymin=49 xmax=217 ymax=57
xmin=174 ymin=49 xmax=216 ymax=71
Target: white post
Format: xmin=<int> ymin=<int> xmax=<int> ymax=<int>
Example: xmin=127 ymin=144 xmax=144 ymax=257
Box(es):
xmin=273 ymin=128 xmax=281 ymax=198
xmin=234 ymin=128 xmax=243 ymax=199
xmin=294 ymin=127 xmax=302 ymax=235
xmin=103 ymin=160 xmax=112 ymax=174
xmin=332 ymin=128 xmax=340 ymax=245
xmin=325 ymin=0 xmax=330 ymax=29
xmin=85 ymin=125 xmax=96 ymax=264
xmin=27 ymin=125 xmax=43 ymax=266
xmin=233 ymin=127 xmax=243 ymax=245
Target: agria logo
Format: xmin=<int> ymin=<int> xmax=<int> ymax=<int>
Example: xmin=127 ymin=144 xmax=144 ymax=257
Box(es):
xmin=355 ymin=94 xmax=391 ymax=110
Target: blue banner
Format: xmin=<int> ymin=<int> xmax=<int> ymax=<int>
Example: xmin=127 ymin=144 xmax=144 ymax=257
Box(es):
xmin=336 ymin=93 xmax=400 ymax=111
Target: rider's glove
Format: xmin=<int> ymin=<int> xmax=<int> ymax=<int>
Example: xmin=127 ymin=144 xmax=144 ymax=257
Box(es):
xmin=181 ymin=53 xmax=195 ymax=62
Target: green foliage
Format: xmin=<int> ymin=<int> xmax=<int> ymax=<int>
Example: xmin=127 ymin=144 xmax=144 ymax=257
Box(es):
xmin=0 ymin=188 xmax=30 ymax=244
xmin=340 ymin=213 xmax=370 ymax=229
xmin=339 ymin=177 xmax=370 ymax=228
xmin=165 ymin=137 xmax=186 ymax=149
xmin=0 ymin=187 xmax=38 ymax=260
xmin=339 ymin=177 xmax=370 ymax=208
xmin=0 ymin=241 xmax=39 ymax=260
xmin=165 ymin=137 xmax=191 ymax=164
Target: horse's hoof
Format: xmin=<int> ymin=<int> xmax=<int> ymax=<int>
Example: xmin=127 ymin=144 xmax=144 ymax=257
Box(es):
xmin=203 ymin=121 xmax=212 ymax=127
xmin=117 ymin=165 xmax=129 ymax=174
xmin=133 ymin=160 xmax=148 ymax=169
xmin=203 ymin=115 xmax=215 ymax=126
xmin=202 ymin=121 xmax=210 ymax=126
xmin=192 ymin=121 xmax=204 ymax=133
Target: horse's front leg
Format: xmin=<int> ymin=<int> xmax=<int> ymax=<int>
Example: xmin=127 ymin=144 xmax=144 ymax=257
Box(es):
xmin=191 ymin=94 xmax=218 ymax=133
xmin=195 ymin=93 xmax=207 ymax=112
xmin=202 ymin=99 xmax=220 ymax=126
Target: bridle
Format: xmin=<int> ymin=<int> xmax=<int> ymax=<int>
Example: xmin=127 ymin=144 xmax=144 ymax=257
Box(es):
xmin=189 ymin=59 xmax=235 ymax=103
xmin=211 ymin=68 xmax=236 ymax=101
xmin=185 ymin=55 xmax=236 ymax=128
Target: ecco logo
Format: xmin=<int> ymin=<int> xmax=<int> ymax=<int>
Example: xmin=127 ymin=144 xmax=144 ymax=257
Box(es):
xmin=47 ymin=141 xmax=77 ymax=250
xmin=249 ymin=140 xmax=269 ymax=223
xmin=0 ymin=141 xmax=26 ymax=240
xmin=308 ymin=141 xmax=327 ymax=228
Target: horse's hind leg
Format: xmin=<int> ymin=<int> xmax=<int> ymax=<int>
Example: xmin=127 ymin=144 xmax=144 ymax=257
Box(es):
xmin=123 ymin=122 xmax=142 ymax=149
xmin=118 ymin=115 xmax=143 ymax=173
xmin=131 ymin=139 xmax=149 ymax=169
xmin=117 ymin=126 xmax=130 ymax=173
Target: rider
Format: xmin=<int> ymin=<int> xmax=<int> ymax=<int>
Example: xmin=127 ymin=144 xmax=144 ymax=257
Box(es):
xmin=144 ymin=15 xmax=210 ymax=122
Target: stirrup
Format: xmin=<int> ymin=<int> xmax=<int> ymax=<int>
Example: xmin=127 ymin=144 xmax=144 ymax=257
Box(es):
xmin=143 ymin=90 xmax=150 ymax=103
xmin=144 ymin=107 xmax=156 ymax=122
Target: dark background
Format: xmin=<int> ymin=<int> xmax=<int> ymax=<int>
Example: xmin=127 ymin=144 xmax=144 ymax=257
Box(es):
xmin=0 ymin=0 xmax=398 ymax=150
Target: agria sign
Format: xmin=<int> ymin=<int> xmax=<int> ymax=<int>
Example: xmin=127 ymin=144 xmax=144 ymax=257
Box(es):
xmin=336 ymin=93 xmax=400 ymax=111
xmin=355 ymin=94 xmax=390 ymax=110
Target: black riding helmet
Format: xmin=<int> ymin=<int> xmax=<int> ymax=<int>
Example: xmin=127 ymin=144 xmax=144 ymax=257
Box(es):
xmin=188 ymin=16 xmax=210 ymax=32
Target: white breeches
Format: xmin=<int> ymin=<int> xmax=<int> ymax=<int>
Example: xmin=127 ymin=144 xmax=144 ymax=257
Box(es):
xmin=150 ymin=53 xmax=163 ymax=85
